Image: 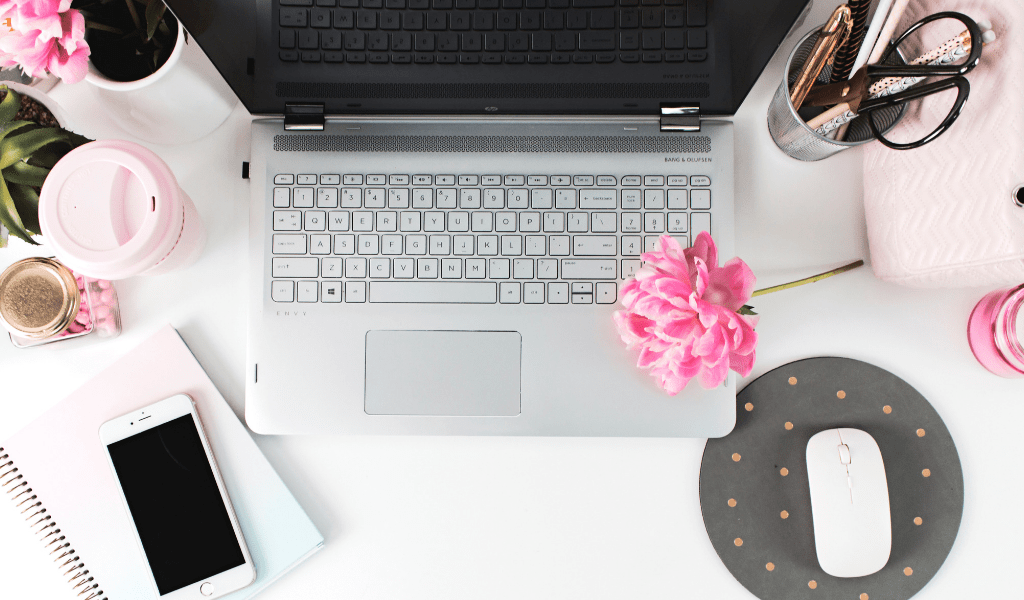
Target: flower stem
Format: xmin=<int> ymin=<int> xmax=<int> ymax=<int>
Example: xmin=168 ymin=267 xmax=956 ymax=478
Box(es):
xmin=750 ymin=260 xmax=864 ymax=297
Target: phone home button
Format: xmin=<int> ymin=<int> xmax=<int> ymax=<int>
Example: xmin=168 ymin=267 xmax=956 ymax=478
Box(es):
xmin=200 ymin=582 xmax=214 ymax=597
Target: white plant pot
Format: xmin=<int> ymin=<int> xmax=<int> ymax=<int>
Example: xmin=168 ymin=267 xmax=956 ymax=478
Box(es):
xmin=84 ymin=23 xmax=237 ymax=145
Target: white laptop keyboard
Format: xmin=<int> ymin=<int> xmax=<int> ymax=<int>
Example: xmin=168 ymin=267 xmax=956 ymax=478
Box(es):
xmin=269 ymin=172 xmax=713 ymax=304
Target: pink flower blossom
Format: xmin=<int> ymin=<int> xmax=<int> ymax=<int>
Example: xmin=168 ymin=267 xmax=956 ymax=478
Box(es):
xmin=0 ymin=0 xmax=89 ymax=84
xmin=613 ymin=233 xmax=758 ymax=395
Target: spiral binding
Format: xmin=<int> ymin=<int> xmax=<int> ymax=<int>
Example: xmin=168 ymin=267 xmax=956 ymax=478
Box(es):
xmin=1 ymin=448 xmax=106 ymax=600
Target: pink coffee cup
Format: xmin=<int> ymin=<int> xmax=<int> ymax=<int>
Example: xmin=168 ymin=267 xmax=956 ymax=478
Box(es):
xmin=39 ymin=140 xmax=206 ymax=280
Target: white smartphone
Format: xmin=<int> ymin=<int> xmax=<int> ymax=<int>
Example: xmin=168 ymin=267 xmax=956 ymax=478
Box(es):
xmin=99 ymin=394 xmax=256 ymax=599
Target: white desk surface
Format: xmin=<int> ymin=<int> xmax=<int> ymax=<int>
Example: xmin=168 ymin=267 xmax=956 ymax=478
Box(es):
xmin=1 ymin=3 xmax=1020 ymax=598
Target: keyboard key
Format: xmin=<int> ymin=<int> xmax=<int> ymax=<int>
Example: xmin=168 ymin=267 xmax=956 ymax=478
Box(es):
xmin=369 ymin=257 xmax=391 ymax=278
xmin=280 ymin=30 xmax=297 ymax=49
xmin=549 ymin=236 xmax=570 ymax=256
xmin=579 ymin=189 xmax=616 ymax=209
xmin=621 ymin=212 xmax=641 ymax=232
xmin=548 ymin=282 xmax=569 ymax=303
xmin=555 ymin=189 xmax=577 ymax=209
xmin=687 ymin=29 xmax=707 ymax=49
xmin=341 ymin=187 xmax=362 ymax=207
xmin=298 ymin=174 xmax=316 ymax=184
xmin=667 ymin=175 xmax=687 ymax=186
xmin=321 ymin=174 xmax=341 ymax=185
xmin=412 ymin=188 xmax=433 ymax=208
xmin=471 ymin=212 xmax=493 ymax=232
xmin=513 ymin=258 xmax=534 ymax=279
xmin=691 ymin=175 xmax=711 ymax=186
xmin=644 ymin=175 xmax=665 ymax=186
xmin=369 ymin=281 xmax=496 ymax=303
xmin=495 ymin=213 xmax=516 ymax=232
xmin=690 ymin=189 xmax=711 ymax=209
xmin=334 ymin=234 xmax=355 ymax=254
xmin=346 ymin=280 xmax=367 ymax=302
xmin=424 ymin=212 xmax=445 ymax=231
xmin=621 ymin=175 xmax=641 ymax=186
xmin=571 ymin=282 xmax=593 ymax=294
xmin=597 ymin=175 xmax=617 ymax=186
xmin=358 ymin=234 xmax=380 ymax=254
xmin=466 ymin=258 xmax=487 ymax=278
xmin=668 ymin=213 xmax=688 ymax=232
xmin=310 ymin=234 xmax=332 ymax=254
xmin=571 ymin=293 xmax=593 ymax=304
xmin=453 ymin=235 xmax=475 ymax=255
xmin=322 ymin=257 xmax=343 ymax=277
xmin=343 ymin=174 xmax=364 ymax=185
xmin=643 ymin=189 xmax=665 ymax=209
xmin=435 ymin=188 xmax=456 ymax=208
xmin=528 ymin=175 xmax=548 ymax=185
xmin=460 ymin=188 xmax=481 ymax=209
xmin=500 ymin=282 xmax=522 ymax=303
xmin=483 ymin=188 xmax=504 ymax=208
xmin=501 ymin=235 xmax=523 ymax=255
xmin=537 ymin=258 xmax=558 ymax=279
xmin=621 ymin=189 xmax=642 ymax=209
xmin=328 ymin=211 xmax=350 ymax=231
xmin=644 ymin=212 xmax=665 ymax=233
xmin=441 ymin=258 xmax=463 ymax=278
xmin=507 ymin=189 xmax=528 ymax=209
xmin=273 ymin=234 xmax=307 ymax=254
xmin=280 ymin=8 xmax=308 ymax=26
xmin=274 ymin=174 xmax=295 ymax=184
xmin=691 ymin=212 xmax=711 ymax=238
xmin=364 ymin=188 xmax=386 ymax=208
xmin=481 ymin=235 xmax=501 ymax=255
xmin=272 ymin=280 xmax=294 ymax=302
xmin=322 ymin=281 xmax=342 ymax=302
xmin=406 ymin=234 xmax=427 ymax=254
xmin=687 ymin=0 xmax=706 ymax=26
xmin=567 ymin=212 xmax=588 ymax=232
xmin=596 ymin=282 xmax=617 ymax=303
xmin=352 ymin=211 xmax=374 ymax=231
xmin=274 ymin=210 xmax=302 ymax=231
xmin=573 ymin=236 xmax=617 ymax=256
xmin=274 ymin=187 xmax=290 ymax=208
xmin=376 ymin=211 xmax=398 ymax=231
xmin=447 ymin=212 xmax=469 ymax=232
xmin=388 ymin=188 xmax=410 ymax=208
xmin=591 ymin=212 xmax=616 ymax=232
xmin=489 ymin=258 xmax=510 ymax=278
xmin=573 ymin=175 xmax=594 ymax=186
xmin=317 ymin=188 xmax=339 ymax=207
xmin=543 ymin=212 xmax=565 ymax=233
xmin=621 ymin=235 xmax=642 ymax=255
xmin=573 ymin=0 xmax=613 ymax=6
xmin=394 ymin=258 xmax=416 ymax=278
xmin=579 ymin=31 xmax=615 ymax=50
xmin=668 ymin=189 xmax=687 ymax=209
xmin=293 ymin=188 xmax=314 ymax=207
xmin=526 ymin=235 xmax=546 ymax=255
xmin=372 ymin=232 xmax=399 ymax=254
xmin=297 ymin=281 xmax=318 ymax=302
xmin=418 ymin=258 xmax=439 ymax=278
xmin=621 ymin=258 xmax=641 ymax=279
xmin=429 ymin=234 xmax=452 ymax=254
xmin=524 ymin=282 xmax=545 ymax=303
xmin=273 ymin=257 xmax=319 ymax=278
xmin=519 ymin=212 xmax=541 ymax=232
xmin=531 ymin=188 xmax=553 ymax=209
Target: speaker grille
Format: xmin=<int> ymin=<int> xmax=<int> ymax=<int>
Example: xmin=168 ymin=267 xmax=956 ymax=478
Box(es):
xmin=275 ymin=82 xmax=710 ymax=99
xmin=273 ymin=134 xmax=711 ymax=153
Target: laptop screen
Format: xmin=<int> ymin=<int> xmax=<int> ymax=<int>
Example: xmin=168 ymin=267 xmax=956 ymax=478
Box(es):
xmin=164 ymin=0 xmax=809 ymax=117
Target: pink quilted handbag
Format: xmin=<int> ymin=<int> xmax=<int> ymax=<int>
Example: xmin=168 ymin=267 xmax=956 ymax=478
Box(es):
xmin=863 ymin=0 xmax=1024 ymax=288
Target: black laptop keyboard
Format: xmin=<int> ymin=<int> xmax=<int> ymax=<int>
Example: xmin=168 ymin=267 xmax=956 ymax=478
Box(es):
xmin=278 ymin=0 xmax=708 ymax=65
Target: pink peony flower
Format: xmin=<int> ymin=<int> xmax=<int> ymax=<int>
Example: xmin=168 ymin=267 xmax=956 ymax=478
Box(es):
xmin=613 ymin=232 xmax=758 ymax=395
xmin=0 ymin=0 xmax=89 ymax=83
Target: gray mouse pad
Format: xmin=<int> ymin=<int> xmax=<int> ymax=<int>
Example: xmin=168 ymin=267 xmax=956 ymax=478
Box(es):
xmin=699 ymin=358 xmax=963 ymax=600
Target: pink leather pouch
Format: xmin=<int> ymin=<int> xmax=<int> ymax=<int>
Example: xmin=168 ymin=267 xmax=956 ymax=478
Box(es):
xmin=863 ymin=0 xmax=1024 ymax=288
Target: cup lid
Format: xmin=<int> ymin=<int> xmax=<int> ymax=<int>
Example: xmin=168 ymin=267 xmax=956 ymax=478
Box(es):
xmin=0 ymin=257 xmax=80 ymax=339
xmin=38 ymin=140 xmax=184 ymax=279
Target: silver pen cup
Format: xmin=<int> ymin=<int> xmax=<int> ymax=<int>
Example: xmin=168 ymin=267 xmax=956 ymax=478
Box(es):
xmin=768 ymin=27 xmax=906 ymax=161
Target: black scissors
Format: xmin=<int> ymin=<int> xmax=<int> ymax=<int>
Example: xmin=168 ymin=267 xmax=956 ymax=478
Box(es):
xmin=804 ymin=12 xmax=984 ymax=150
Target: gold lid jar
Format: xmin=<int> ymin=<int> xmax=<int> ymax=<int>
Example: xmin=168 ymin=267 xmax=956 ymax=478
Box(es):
xmin=0 ymin=257 xmax=121 ymax=348
xmin=0 ymin=257 xmax=80 ymax=340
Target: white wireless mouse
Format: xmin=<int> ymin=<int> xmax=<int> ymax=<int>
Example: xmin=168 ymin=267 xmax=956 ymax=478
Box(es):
xmin=806 ymin=428 xmax=891 ymax=578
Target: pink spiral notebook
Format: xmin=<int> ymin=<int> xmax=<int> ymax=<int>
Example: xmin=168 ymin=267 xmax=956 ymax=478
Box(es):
xmin=0 ymin=326 xmax=323 ymax=600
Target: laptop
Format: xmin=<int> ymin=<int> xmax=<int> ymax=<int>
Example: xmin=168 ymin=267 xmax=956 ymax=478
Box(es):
xmin=166 ymin=0 xmax=810 ymax=436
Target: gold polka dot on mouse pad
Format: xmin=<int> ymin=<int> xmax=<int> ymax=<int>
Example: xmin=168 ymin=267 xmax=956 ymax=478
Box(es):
xmin=699 ymin=358 xmax=963 ymax=600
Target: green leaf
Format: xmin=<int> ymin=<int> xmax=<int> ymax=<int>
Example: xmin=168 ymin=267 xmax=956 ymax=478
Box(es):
xmin=738 ymin=305 xmax=758 ymax=316
xmin=0 ymin=120 xmax=33 ymax=145
xmin=0 ymin=127 xmax=77 ymax=169
xmin=3 ymin=161 xmax=50 ymax=187
xmin=8 ymin=183 xmax=40 ymax=236
xmin=0 ymin=86 xmax=20 ymax=125
xmin=145 ymin=0 xmax=165 ymax=41
xmin=0 ymin=176 xmax=36 ymax=244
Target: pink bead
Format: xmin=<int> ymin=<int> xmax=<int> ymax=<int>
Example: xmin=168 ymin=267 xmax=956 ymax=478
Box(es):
xmin=98 ymin=279 xmax=111 ymax=289
xmin=100 ymin=289 xmax=115 ymax=305
xmin=67 ymin=322 xmax=84 ymax=333
xmin=75 ymin=311 xmax=90 ymax=325
xmin=94 ymin=305 xmax=110 ymax=319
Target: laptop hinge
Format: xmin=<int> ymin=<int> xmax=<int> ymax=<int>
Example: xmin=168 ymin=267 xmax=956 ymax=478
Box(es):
xmin=660 ymin=104 xmax=701 ymax=132
xmin=284 ymin=103 xmax=325 ymax=131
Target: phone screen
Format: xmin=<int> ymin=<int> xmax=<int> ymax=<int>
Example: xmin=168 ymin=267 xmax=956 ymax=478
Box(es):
xmin=106 ymin=415 xmax=245 ymax=595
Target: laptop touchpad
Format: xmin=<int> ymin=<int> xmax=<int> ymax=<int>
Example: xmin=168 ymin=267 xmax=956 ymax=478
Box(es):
xmin=364 ymin=330 xmax=522 ymax=416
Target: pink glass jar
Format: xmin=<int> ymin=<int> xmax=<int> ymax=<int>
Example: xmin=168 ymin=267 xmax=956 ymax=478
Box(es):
xmin=967 ymin=284 xmax=1024 ymax=378
xmin=0 ymin=257 xmax=122 ymax=348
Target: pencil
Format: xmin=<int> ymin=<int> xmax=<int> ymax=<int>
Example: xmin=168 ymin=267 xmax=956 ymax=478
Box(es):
xmin=867 ymin=0 xmax=912 ymax=64
xmin=808 ymin=102 xmax=855 ymax=132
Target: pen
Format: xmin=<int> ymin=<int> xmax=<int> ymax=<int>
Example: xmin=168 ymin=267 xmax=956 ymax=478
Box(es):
xmin=869 ymin=25 xmax=995 ymax=97
xmin=790 ymin=5 xmax=853 ymax=110
xmin=850 ymin=0 xmax=895 ymax=77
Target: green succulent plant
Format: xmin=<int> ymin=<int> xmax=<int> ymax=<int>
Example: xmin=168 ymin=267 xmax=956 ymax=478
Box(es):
xmin=0 ymin=86 xmax=91 ymax=248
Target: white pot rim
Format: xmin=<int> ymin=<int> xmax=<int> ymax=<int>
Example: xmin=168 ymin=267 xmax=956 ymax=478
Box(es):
xmin=1 ymin=82 xmax=71 ymax=131
xmin=84 ymin=20 xmax=185 ymax=91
